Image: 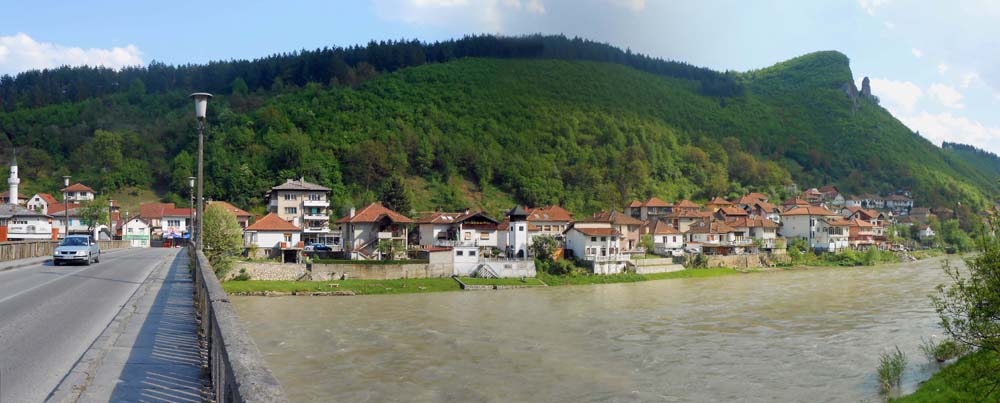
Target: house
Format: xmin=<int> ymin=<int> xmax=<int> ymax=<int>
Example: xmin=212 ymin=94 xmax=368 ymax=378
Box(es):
xmin=716 ymin=206 xmax=749 ymax=221
xmin=844 ymin=195 xmax=863 ymax=208
xmin=918 ymin=225 xmax=936 ymax=240
xmin=415 ymin=210 xmax=499 ymax=250
xmin=781 ymin=198 xmax=811 ymax=211
xmin=640 ymin=219 xmax=684 ymax=256
xmin=858 ymin=194 xmax=886 ymax=210
xmin=563 ymin=224 xmax=627 ymax=274
xmin=780 ymin=205 xmax=847 ymax=251
xmin=801 ymin=188 xmax=824 ymax=204
xmin=909 ymin=207 xmax=933 ymax=223
xmin=139 ymin=203 xmax=193 ymax=242
xmin=733 ymin=193 xmax=770 ymax=207
xmin=828 ymin=193 xmax=847 ymax=207
xmin=527 ymin=205 xmax=574 ymax=238
xmin=50 ymin=204 xmax=88 ymax=238
xmin=704 ymin=197 xmax=733 ymax=212
xmin=579 ymin=210 xmax=643 ymax=252
xmin=27 ymin=193 xmax=60 ymax=214
xmin=243 ymin=213 xmax=303 ymax=261
xmin=265 ymin=178 xmax=335 ymax=245
xmin=665 ymin=209 xmax=713 ymax=233
xmin=336 ymin=202 xmax=413 ymax=260
xmin=748 ymin=200 xmax=782 ymax=223
xmin=841 ymin=206 xmax=887 ymax=241
xmin=123 ymin=216 xmax=151 ymax=247
xmin=62 ymin=183 xmax=96 ymax=202
xmin=674 ymin=199 xmax=701 ymax=213
xmin=723 ymin=216 xmax=780 ymax=251
xmin=846 ymin=217 xmax=876 ymax=249
xmin=0 ymin=204 xmax=55 ymax=241
xmin=685 ymin=219 xmax=749 ymax=255
xmin=886 ymin=194 xmax=913 ymax=215
xmin=625 ymin=197 xmax=673 ymax=221
xmin=207 ymin=200 xmax=253 ymax=229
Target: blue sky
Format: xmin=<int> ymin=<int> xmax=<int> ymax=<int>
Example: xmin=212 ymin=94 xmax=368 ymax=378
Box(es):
xmin=2 ymin=0 xmax=999 ymax=153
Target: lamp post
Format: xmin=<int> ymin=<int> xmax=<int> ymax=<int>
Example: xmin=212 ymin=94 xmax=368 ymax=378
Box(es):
xmin=63 ymin=175 xmax=70 ymax=239
xmin=190 ymin=92 xmax=212 ymax=250
xmin=108 ymin=199 xmax=114 ymax=240
xmin=188 ymin=176 xmax=196 ymax=245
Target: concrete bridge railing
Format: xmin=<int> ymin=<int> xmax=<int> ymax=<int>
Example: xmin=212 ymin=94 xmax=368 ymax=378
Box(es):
xmin=0 ymin=240 xmax=131 ymax=261
xmin=188 ymin=244 xmax=289 ymax=403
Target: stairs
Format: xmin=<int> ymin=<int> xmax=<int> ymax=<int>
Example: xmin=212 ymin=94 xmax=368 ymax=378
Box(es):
xmin=474 ymin=263 xmax=500 ymax=279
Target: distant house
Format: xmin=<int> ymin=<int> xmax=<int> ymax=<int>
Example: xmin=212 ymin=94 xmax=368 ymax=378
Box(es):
xmin=26 ymin=193 xmax=59 ymax=214
xmin=909 ymin=207 xmax=933 ymax=223
xmin=846 ymin=217 xmax=876 ymax=249
xmin=0 ymin=204 xmax=54 ymax=241
xmin=415 ymin=210 xmax=499 ymax=249
xmin=140 ymin=203 xmax=193 ymax=242
xmin=800 ymin=188 xmax=824 ymax=204
xmin=723 ymin=216 xmax=780 ymax=251
xmin=781 ymin=205 xmax=848 ymax=252
xmin=336 ymin=202 xmax=413 ymax=260
xmin=563 ymin=224 xmax=627 ymax=274
xmin=244 ymin=213 xmax=302 ymax=261
xmin=841 ymin=206 xmax=887 ymax=241
xmin=716 ymin=206 xmax=748 ymax=221
xmin=62 ymin=183 xmax=96 ymax=202
xmin=886 ymin=194 xmax=913 ymax=215
xmin=665 ymin=209 xmax=713 ymax=233
xmin=748 ymin=200 xmax=782 ymax=223
xmin=814 ymin=218 xmax=851 ymax=252
xmin=207 ymin=200 xmax=253 ymax=229
xmin=579 ymin=210 xmax=644 ymax=252
xmin=0 ymin=191 xmax=29 ymax=205
xmin=918 ymin=225 xmax=936 ymax=240
xmin=49 ymin=204 xmax=87 ymax=238
xmin=673 ymin=199 xmax=701 ymax=213
xmin=685 ymin=219 xmax=749 ymax=255
xmin=704 ymin=197 xmax=733 ymax=212
xmin=265 ymin=177 xmax=335 ymax=245
xmin=858 ymin=194 xmax=886 ymax=210
xmin=124 ymin=216 xmax=151 ymax=248
xmin=640 ymin=219 xmax=684 ymax=256
xmin=781 ymin=198 xmax=811 ymax=212
xmin=625 ymin=197 xmax=673 ymax=221
xmin=526 ymin=205 xmax=574 ymax=238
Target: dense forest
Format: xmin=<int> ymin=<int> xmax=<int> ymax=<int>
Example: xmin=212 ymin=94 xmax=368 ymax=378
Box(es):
xmin=0 ymin=35 xmax=995 ymax=219
xmin=942 ymin=142 xmax=1000 ymax=180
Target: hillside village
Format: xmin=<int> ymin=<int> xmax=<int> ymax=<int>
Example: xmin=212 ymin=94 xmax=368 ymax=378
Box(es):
xmin=0 ymin=145 xmax=969 ymax=278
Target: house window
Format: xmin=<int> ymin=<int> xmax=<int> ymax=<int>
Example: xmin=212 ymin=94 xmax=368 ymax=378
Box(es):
xmin=283 ymin=194 xmax=296 ymax=201
xmin=456 ymin=250 xmax=464 ymax=256
xmin=601 ymin=237 xmax=606 ymax=242
xmin=167 ymin=219 xmax=181 ymax=227
xmin=543 ymin=225 xmax=551 ymax=231
xmin=464 ymin=232 xmax=472 ymax=240
xmin=128 ymin=228 xmax=133 ymax=234
xmin=480 ymin=232 xmax=489 ymax=240
xmin=469 ymin=251 xmax=476 ymax=257
xmin=285 ymin=207 xmax=298 ymax=214
xmin=308 ymin=194 xmax=322 ymax=201
xmin=519 ymin=225 xmax=524 ymax=232
xmin=283 ymin=233 xmax=292 ymax=243
xmin=591 ymin=237 xmax=596 ymax=242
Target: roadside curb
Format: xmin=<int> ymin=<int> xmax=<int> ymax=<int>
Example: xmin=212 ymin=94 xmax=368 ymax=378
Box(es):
xmin=0 ymin=248 xmax=132 ymax=273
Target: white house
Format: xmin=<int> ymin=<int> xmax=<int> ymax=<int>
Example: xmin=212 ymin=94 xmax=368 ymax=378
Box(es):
xmin=918 ymin=225 xmax=936 ymax=240
xmin=26 ymin=193 xmax=58 ymax=214
xmin=563 ymin=224 xmax=627 ymax=274
xmin=780 ymin=205 xmax=845 ymax=251
xmin=0 ymin=204 xmax=54 ymax=241
xmin=124 ymin=216 xmax=151 ymax=247
xmin=415 ymin=210 xmax=499 ymax=249
xmin=335 ymin=202 xmax=413 ymax=260
xmin=244 ymin=213 xmax=302 ymax=260
xmin=641 ymin=219 xmax=684 ymax=256
xmin=814 ymin=218 xmax=851 ymax=252
xmin=62 ymin=183 xmax=96 ymax=202
xmin=686 ymin=219 xmax=749 ymax=255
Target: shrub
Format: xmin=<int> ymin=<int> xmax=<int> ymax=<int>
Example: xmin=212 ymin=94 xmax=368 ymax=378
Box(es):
xmin=920 ymin=337 xmax=969 ymax=363
xmin=877 ymin=346 xmax=908 ymax=394
xmin=231 ymin=268 xmax=251 ymax=281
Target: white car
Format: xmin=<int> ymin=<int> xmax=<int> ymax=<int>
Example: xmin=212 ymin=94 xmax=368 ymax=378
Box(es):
xmin=53 ymin=235 xmax=100 ymax=266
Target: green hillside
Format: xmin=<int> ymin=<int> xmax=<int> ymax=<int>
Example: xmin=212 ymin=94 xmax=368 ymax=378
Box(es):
xmin=0 ymin=41 xmax=996 ymax=218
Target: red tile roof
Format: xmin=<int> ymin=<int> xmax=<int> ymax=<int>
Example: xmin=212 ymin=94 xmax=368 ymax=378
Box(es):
xmin=246 ymin=213 xmax=301 ymax=231
xmin=140 ymin=203 xmax=176 ymax=219
xmin=848 ymin=217 xmax=875 ymax=228
xmin=719 ymin=207 xmax=748 ymax=216
xmin=782 ymin=198 xmax=811 ymax=207
xmin=674 ymin=199 xmax=700 ymax=209
xmin=207 ymin=201 xmax=252 ymax=218
xmin=62 ymin=183 xmax=95 ymax=193
xmin=527 ymin=205 xmax=574 ymax=222
xmin=686 ymin=219 xmax=737 ymax=234
xmin=783 ymin=205 xmax=839 ymax=216
xmin=48 ymin=202 xmax=83 ymax=215
xmin=643 ymin=197 xmax=672 ymax=207
xmin=570 ymin=226 xmax=621 ymax=237
xmin=642 ymin=220 xmax=680 ymax=235
xmin=725 ymin=216 xmax=779 ymax=228
xmin=582 ymin=210 xmax=643 ymax=225
xmin=37 ymin=193 xmax=59 ymax=205
xmin=706 ymin=197 xmax=732 ymax=206
xmin=336 ymin=202 xmax=413 ymax=224
xmin=824 ymin=218 xmax=853 ymax=227
xmin=627 ymin=200 xmax=643 ymax=208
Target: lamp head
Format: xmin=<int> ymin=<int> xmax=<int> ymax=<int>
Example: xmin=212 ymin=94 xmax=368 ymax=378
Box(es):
xmin=188 ymin=176 xmax=196 ymax=188
xmin=63 ymin=175 xmax=70 ymax=187
xmin=189 ymin=92 xmax=213 ymax=120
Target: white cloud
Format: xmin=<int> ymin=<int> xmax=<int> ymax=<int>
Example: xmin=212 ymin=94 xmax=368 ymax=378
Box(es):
xmin=899 ymin=111 xmax=1000 ymax=152
xmin=928 ymin=83 xmax=965 ymax=109
xmin=373 ymin=0 xmax=545 ymax=31
xmin=858 ymin=0 xmax=890 ymax=15
xmin=0 ymin=33 xmax=143 ymax=76
xmin=868 ymin=77 xmax=923 ymax=113
xmin=610 ymin=0 xmax=646 ymax=12
xmin=910 ymin=48 xmax=922 ymax=58
xmin=937 ymin=63 xmax=949 ymax=74
xmin=961 ymin=72 xmax=980 ymax=88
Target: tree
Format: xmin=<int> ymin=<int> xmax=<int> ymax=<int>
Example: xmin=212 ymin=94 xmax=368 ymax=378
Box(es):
xmin=380 ymin=175 xmax=413 ymax=214
xmin=931 ymin=222 xmax=1000 ymax=397
xmin=202 ymin=204 xmax=243 ymax=268
xmin=79 ymin=197 xmax=109 ymax=235
xmin=529 ymin=234 xmax=559 ymax=261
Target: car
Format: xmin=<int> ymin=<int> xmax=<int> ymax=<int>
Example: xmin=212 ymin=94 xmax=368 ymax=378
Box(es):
xmin=53 ymin=235 xmax=100 ymax=266
xmin=308 ymin=243 xmax=333 ymax=252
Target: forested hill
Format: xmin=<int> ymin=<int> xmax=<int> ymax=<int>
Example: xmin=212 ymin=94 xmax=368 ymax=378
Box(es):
xmin=942 ymin=142 xmax=1000 ymax=180
xmin=0 ymin=35 xmax=996 ymax=218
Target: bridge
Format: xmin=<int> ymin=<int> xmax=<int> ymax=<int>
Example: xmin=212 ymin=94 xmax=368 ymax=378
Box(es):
xmin=0 ymin=244 xmax=287 ymax=402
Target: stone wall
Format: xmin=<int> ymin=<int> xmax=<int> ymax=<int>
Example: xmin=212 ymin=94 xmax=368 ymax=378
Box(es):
xmin=310 ymin=262 xmax=452 ymax=281
xmin=702 ymin=253 xmax=790 ymax=269
xmin=228 ymin=262 xmax=308 ymax=281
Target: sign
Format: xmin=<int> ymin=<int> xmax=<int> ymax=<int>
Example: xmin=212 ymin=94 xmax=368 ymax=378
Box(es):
xmin=125 ymin=234 xmax=150 ymax=240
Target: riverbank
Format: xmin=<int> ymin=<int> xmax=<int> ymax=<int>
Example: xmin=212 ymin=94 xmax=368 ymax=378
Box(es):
xmin=894 ymin=350 xmax=997 ymax=402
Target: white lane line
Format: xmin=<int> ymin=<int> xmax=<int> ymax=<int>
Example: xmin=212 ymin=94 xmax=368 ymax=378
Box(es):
xmin=0 ymin=262 xmax=110 ymax=305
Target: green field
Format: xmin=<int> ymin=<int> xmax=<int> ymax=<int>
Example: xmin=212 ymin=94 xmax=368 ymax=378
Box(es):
xmin=458 ymin=277 xmax=546 ymax=286
xmin=894 ymin=351 xmax=998 ymax=402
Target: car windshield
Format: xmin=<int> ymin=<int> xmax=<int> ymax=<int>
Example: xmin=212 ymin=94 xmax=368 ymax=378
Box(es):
xmin=61 ymin=237 xmax=89 ymax=246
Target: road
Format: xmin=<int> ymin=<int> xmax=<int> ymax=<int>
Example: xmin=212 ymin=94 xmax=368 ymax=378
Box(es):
xmin=0 ymin=247 xmax=181 ymax=403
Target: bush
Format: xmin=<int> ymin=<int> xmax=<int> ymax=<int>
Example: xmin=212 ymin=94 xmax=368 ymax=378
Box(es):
xmin=920 ymin=337 xmax=969 ymax=363
xmin=877 ymin=346 xmax=908 ymax=394
xmin=536 ymin=258 xmax=575 ymax=275
xmin=232 ymin=268 xmax=251 ymax=281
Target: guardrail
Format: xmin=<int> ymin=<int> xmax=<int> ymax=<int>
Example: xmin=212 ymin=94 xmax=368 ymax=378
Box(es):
xmin=0 ymin=240 xmax=132 ymax=261
xmin=188 ymin=243 xmax=289 ymax=403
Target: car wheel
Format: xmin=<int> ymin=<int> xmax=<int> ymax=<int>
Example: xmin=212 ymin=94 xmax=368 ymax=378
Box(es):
xmin=54 ymin=260 xmax=61 ymax=266
xmin=85 ymin=254 xmax=92 ymax=266
xmin=95 ymin=254 xmax=100 ymax=263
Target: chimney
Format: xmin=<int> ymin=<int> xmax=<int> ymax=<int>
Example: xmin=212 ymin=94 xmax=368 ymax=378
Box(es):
xmin=349 ymin=207 xmax=356 ymax=218
xmin=464 ymin=208 xmax=470 ymax=215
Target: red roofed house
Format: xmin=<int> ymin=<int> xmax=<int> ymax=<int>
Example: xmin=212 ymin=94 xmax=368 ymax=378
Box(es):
xmin=244 ymin=213 xmax=302 ymax=261
xmin=704 ymin=197 xmax=733 ymax=212
xmin=685 ymin=219 xmax=747 ymax=255
xmin=563 ymin=223 xmax=627 ymax=274
xmin=846 ymin=218 xmax=877 ymax=249
xmin=207 ymin=200 xmax=254 ymax=229
xmin=26 ymin=193 xmax=59 ymax=214
xmin=640 ymin=219 xmax=684 ymax=256
xmin=625 ymin=197 xmax=673 ymax=221
xmin=139 ymin=202 xmax=194 ymax=242
xmin=579 ymin=210 xmax=644 ymax=252
xmin=781 ymin=205 xmax=848 ymax=252
xmin=415 ymin=210 xmax=499 ymax=249
xmin=336 ymin=202 xmax=414 ymax=260
xmin=62 ymin=183 xmax=96 ymax=202
xmin=527 ymin=205 xmax=574 ymax=237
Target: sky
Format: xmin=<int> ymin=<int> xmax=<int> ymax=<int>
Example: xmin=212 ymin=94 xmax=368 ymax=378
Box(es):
xmin=2 ymin=0 xmax=999 ymax=154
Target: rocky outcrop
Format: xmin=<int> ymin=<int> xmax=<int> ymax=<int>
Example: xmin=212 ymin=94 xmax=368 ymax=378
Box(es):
xmin=861 ymin=77 xmax=872 ymax=97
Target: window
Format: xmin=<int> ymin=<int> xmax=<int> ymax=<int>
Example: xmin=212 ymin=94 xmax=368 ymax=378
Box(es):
xmin=283 ymin=233 xmax=292 ymax=243
xmin=543 ymin=225 xmax=551 ymax=231
xmin=601 ymin=237 xmax=606 ymax=242
xmin=283 ymin=194 xmax=296 ymax=201
xmin=167 ymin=219 xmax=181 ymax=227
xmin=519 ymin=225 xmax=524 ymax=232
xmin=469 ymin=251 xmax=476 ymax=257
xmin=456 ymin=250 xmax=464 ymax=256
xmin=285 ymin=207 xmax=298 ymax=214
xmin=308 ymin=194 xmax=322 ymax=201
xmin=591 ymin=237 xmax=596 ymax=242
xmin=464 ymin=232 xmax=472 ymax=240
xmin=480 ymin=232 xmax=489 ymax=240
xmin=128 ymin=228 xmax=134 ymax=234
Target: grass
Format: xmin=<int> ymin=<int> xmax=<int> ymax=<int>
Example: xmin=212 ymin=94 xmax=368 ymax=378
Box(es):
xmin=894 ymin=350 xmax=998 ymax=402
xmin=458 ymin=277 xmax=546 ymax=286
xmin=536 ymin=267 xmax=739 ymax=286
xmin=877 ymin=346 xmax=908 ymax=395
xmin=223 ymin=278 xmax=461 ymax=296
xmin=311 ymin=259 xmax=429 ymax=265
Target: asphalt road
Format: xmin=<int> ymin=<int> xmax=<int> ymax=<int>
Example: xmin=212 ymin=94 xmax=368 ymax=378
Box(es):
xmin=0 ymin=247 xmax=181 ymax=403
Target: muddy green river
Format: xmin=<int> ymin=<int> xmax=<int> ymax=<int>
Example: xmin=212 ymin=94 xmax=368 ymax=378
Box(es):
xmin=233 ymin=256 xmax=959 ymax=402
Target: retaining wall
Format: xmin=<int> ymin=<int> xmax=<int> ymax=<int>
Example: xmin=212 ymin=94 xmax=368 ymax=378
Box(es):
xmin=227 ymin=262 xmax=308 ymax=281
xmin=310 ymin=262 xmax=452 ymax=280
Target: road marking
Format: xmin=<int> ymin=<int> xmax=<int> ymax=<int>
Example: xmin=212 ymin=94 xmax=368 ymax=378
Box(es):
xmin=0 ymin=261 xmax=113 ymax=305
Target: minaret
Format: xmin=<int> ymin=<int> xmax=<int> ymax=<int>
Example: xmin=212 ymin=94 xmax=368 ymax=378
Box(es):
xmin=507 ymin=205 xmax=529 ymax=258
xmin=7 ymin=150 xmax=19 ymax=206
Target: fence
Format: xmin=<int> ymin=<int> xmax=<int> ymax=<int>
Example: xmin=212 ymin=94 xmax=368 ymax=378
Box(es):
xmin=0 ymin=240 xmax=132 ymax=261
xmin=188 ymin=244 xmax=289 ymax=403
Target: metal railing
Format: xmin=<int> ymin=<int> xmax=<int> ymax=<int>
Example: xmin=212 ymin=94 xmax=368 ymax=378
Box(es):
xmin=188 ymin=244 xmax=289 ymax=403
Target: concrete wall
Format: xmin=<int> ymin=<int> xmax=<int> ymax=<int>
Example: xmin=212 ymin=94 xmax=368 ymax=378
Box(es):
xmin=228 ymin=262 xmax=308 ymax=281
xmin=310 ymin=262 xmax=451 ymax=280
xmin=701 ymin=253 xmax=790 ymax=269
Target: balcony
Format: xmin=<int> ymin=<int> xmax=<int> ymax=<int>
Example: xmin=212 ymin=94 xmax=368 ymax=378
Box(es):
xmin=303 ymin=200 xmax=329 ymax=207
xmin=377 ymin=231 xmax=406 ymax=239
xmin=8 ymin=225 xmax=51 ymax=234
xmin=303 ymin=214 xmax=329 ymax=221
xmin=581 ymin=254 xmax=628 ymax=262
xmin=304 ymin=226 xmax=331 ymax=233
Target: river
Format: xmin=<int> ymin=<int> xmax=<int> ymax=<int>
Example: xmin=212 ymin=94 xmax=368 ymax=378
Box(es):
xmin=232 ymin=256 xmax=961 ymax=402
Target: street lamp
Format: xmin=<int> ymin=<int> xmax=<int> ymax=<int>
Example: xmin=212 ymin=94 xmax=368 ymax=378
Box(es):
xmin=188 ymin=176 xmax=196 ymax=245
xmin=63 ymin=175 xmax=70 ymax=239
xmin=189 ymin=92 xmax=212 ymax=251
xmin=108 ymin=199 xmax=114 ymax=241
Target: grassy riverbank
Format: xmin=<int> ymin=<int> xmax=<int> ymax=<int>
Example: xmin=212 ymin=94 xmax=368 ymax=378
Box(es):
xmin=894 ymin=350 xmax=997 ymax=402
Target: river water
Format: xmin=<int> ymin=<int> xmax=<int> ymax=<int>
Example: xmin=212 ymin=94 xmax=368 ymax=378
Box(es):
xmin=232 ymin=256 xmax=961 ymax=402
